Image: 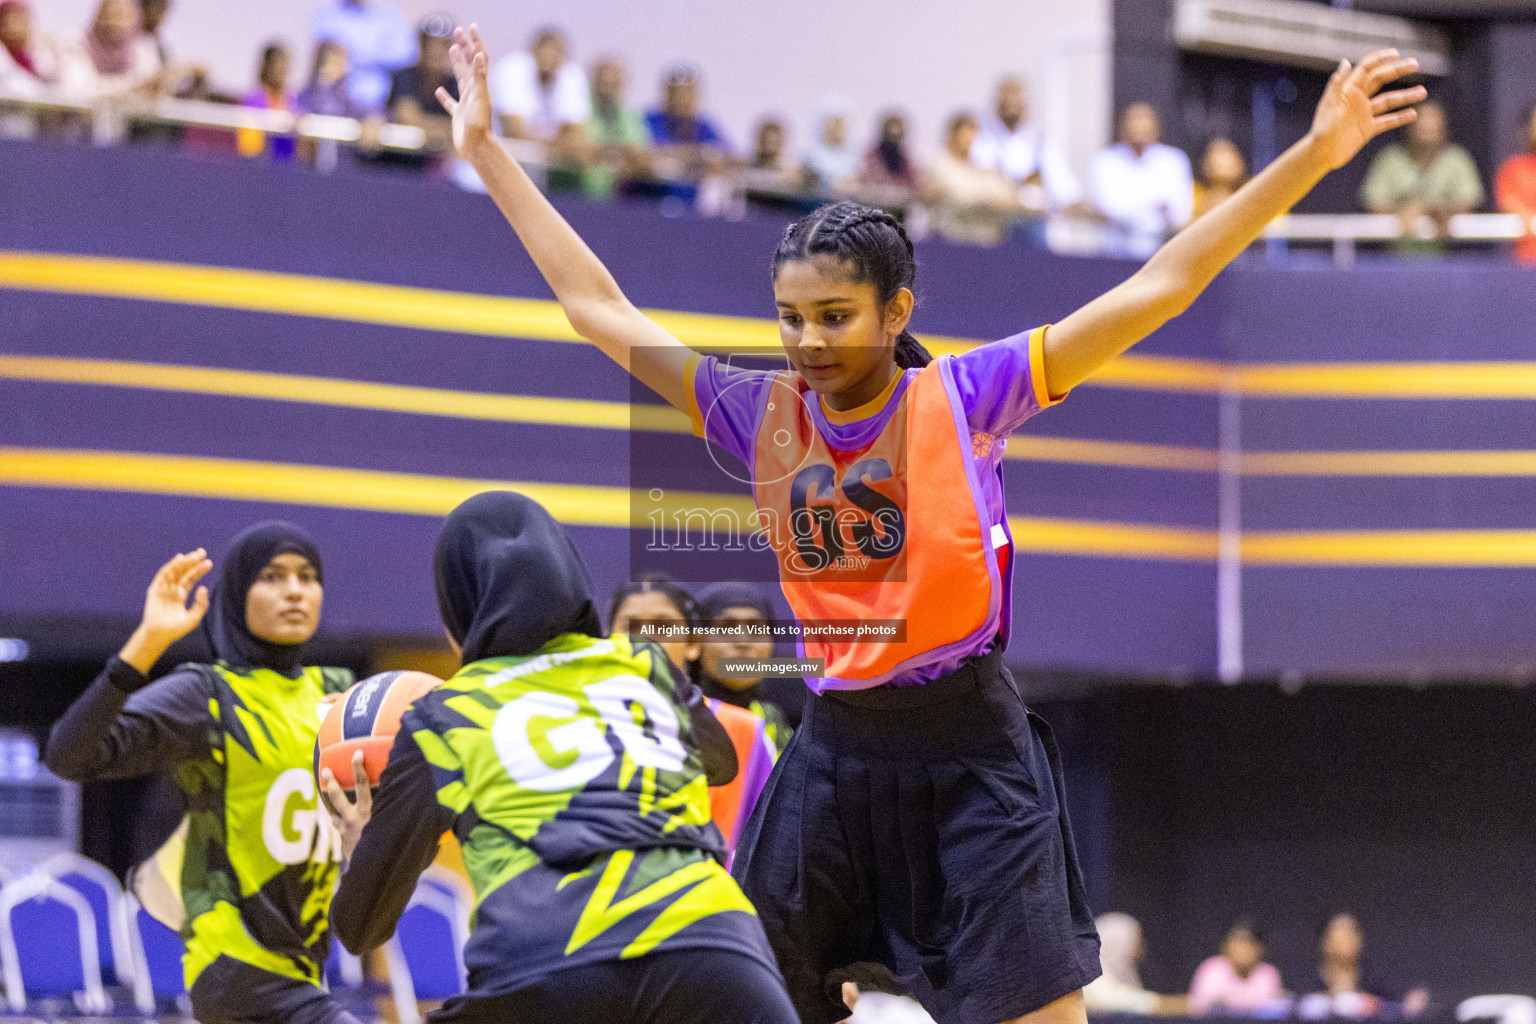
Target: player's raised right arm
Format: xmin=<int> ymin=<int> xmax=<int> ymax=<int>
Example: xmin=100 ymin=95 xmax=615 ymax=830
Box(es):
xmin=437 ymin=25 xmax=693 ymax=412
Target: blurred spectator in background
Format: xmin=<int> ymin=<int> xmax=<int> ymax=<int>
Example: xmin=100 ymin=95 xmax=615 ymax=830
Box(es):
xmin=175 ymin=66 xmax=239 ymax=157
xmin=749 ymin=119 xmax=790 ymax=175
xmin=491 ymin=27 xmax=588 ymax=151
xmin=1193 ymin=137 xmax=1248 ymax=219
xmin=312 ymin=0 xmax=416 ymax=114
xmin=929 ymin=111 xmax=1030 ymax=245
xmin=739 ymin=117 xmax=804 ymax=202
xmin=62 ymin=0 xmax=161 ymax=101
xmin=0 ymin=0 xmax=61 ymax=139
xmin=646 ymin=62 xmax=731 ymax=179
xmin=1188 ymin=920 xmax=1285 ymax=1016
xmin=861 ymin=112 xmax=922 ymax=194
xmin=1362 ymin=100 xmax=1484 ymax=241
xmin=972 ymin=77 xmax=1081 ymax=212
xmin=802 ymin=96 xmax=859 ymax=196
xmin=0 ymin=0 xmax=53 ymax=82
xmin=1309 ymin=913 xmax=1430 ymax=1019
xmin=139 ymin=0 xmax=170 ymax=67
xmin=1085 ymin=913 xmax=1189 ymax=1016
xmin=584 ymin=57 xmax=653 ymax=196
xmin=237 ymin=42 xmax=296 ymax=163
xmin=297 ymin=39 xmax=361 ymax=117
xmin=1495 ymin=106 xmax=1536 ymax=265
xmin=297 ymin=40 xmax=368 ymax=170
xmin=1090 ymin=102 xmax=1193 ymax=257
xmin=386 ymin=15 xmax=455 ymax=155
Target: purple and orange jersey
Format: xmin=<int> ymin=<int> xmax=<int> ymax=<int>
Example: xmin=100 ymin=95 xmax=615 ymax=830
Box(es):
xmin=686 ymin=327 xmax=1063 ymax=690
xmin=705 ymin=698 xmax=779 ymax=866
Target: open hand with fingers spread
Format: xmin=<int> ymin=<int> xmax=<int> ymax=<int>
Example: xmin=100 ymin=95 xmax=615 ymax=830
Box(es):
xmin=1309 ymin=49 xmax=1427 ymax=170
xmin=435 ymin=23 xmax=494 ymax=161
xmin=118 ymin=549 xmax=213 ymax=674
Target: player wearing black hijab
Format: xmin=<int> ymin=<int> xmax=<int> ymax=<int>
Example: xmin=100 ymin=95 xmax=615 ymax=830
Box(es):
xmin=45 ymin=521 xmax=357 ymax=1024
xmin=327 ymin=491 xmax=797 ymax=1024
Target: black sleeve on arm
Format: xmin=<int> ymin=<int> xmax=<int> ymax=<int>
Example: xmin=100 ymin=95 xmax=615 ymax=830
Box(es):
xmin=44 ymin=659 xmax=212 ymax=781
xmin=331 ymin=728 xmax=454 ymax=954
xmin=681 ymin=679 xmax=738 ymax=788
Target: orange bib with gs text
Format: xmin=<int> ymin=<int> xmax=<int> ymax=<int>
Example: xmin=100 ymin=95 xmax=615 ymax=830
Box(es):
xmin=751 ymin=359 xmax=1001 ymax=686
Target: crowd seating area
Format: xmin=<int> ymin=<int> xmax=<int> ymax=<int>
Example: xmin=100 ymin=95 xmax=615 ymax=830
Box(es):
xmin=3 ymin=0 xmax=1535 ymax=262
xmin=0 ymin=851 xmax=470 ymax=1021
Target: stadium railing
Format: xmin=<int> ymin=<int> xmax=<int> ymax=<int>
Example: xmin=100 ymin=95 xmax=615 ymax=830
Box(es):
xmin=2 ymin=87 xmax=1530 ymax=265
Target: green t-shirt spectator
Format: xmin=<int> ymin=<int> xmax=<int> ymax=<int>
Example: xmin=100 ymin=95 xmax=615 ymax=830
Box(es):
xmin=589 ymin=104 xmax=651 ymax=149
xmin=1361 ymin=143 xmax=1486 ymax=216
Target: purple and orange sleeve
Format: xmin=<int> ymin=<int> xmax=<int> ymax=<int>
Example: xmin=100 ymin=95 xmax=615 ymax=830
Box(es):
xmin=687 ymin=354 xmax=774 ymax=469
xmin=950 ymin=324 xmax=1067 ymax=437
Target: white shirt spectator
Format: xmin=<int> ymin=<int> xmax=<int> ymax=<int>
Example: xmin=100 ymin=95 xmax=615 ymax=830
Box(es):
xmin=0 ymin=36 xmax=58 ymax=96
xmin=490 ymin=50 xmax=590 ymax=141
xmin=312 ymin=0 xmax=416 ymax=114
xmin=1090 ymin=141 xmax=1194 ymax=255
xmin=1085 ymin=912 xmax=1164 ymax=1016
xmin=971 ymin=119 xmax=1082 ymax=208
xmin=56 ymin=34 xmax=159 ymax=102
xmin=0 ymin=35 xmax=60 ymax=139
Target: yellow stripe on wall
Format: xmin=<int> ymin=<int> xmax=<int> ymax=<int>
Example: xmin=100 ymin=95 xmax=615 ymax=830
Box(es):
xmin=1233 ymin=362 xmax=1536 ymax=399
xmin=0 ymin=447 xmax=752 ymax=527
xmin=1240 ymin=449 xmax=1536 ymax=477
xmin=1242 ymin=530 xmax=1536 ymax=567
xmin=0 ymin=354 xmax=691 ymax=434
xmin=0 ymin=250 xmax=1306 ymax=397
xmin=1008 ymin=516 xmax=1220 ymax=561
xmin=1004 ymin=436 xmax=1222 ymax=472
xmin=7 ymin=250 xmax=1536 ymax=398
xmin=10 ymin=355 xmax=1536 ymax=479
xmin=4 ymin=446 xmax=1534 ymax=567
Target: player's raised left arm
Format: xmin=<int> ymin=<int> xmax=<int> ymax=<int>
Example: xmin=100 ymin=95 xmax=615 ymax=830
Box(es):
xmin=1040 ymin=50 xmax=1424 ymax=397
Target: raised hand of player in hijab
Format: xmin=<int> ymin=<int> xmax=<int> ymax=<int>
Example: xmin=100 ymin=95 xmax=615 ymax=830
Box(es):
xmin=1309 ymin=49 xmax=1426 ymax=170
xmin=119 ymin=549 xmax=212 ymax=674
xmin=436 ymin=23 xmax=494 ymax=161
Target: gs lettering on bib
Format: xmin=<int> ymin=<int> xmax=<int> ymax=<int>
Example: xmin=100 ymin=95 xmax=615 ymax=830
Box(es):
xmin=752 ymin=359 xmax=1003 ymax=686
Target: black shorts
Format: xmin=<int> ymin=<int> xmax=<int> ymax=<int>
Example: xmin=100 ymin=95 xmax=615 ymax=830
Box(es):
xmin=190 ymin=956 xmax=362 ymax=1024
xmin=732 ymin=648 xmax=1102 ymax=1024
xmin=426 ymin=948 xmax=798 ymax=1024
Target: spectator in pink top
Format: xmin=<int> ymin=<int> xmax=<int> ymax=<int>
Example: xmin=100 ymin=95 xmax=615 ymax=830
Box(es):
xmin=1189 ymin=920 xmax=1286 ymax=1016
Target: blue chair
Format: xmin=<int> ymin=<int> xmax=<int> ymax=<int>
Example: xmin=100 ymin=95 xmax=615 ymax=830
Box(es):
xmin=37 ymin=853 xmax=137 ymax=990
xmin=382 ymin=874 xmax=469 ymax=1024
xmin=324 ymin=934 xmax=364 ymax=990
xmin=0 ymin=873 xmax=108 ymax=1013
xmin=124 ymin=893 xmax=186 ymax=1015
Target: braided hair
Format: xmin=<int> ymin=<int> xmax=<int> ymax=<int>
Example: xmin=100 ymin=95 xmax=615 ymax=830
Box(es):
xmin=772 ymin=201 xmax=933 ymax=369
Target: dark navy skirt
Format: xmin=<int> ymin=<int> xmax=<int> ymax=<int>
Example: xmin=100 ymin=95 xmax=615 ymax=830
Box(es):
xmin=732 ymin=648 xmax=1101 ymax=1024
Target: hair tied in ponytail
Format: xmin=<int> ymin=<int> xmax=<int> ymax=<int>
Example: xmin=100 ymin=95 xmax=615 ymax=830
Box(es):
xmin=894 ymin=329 xmax=933 ymax=369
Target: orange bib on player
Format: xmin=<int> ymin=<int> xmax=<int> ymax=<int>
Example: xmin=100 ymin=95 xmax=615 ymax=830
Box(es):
xmin=752 ymin=359 xmax=1002 ymax=686
xmin=707 ymin=701 xmax=768 ymax=847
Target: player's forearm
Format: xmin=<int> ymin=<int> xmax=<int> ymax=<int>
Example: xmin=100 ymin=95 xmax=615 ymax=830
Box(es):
xmin=1140 ymin=133 xmax=1329 ymax=308
xmin=1044 ymin=136 xmax=1330 ymax=395
xmin=465 ymin=136 xmax=693 ymax=406
xmin=466 ymin=136 xmax=632 ymax=331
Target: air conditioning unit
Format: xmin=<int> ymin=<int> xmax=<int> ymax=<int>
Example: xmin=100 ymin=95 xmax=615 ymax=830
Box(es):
xmin=1174 ymin=0 xmax=1451 ymax=76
